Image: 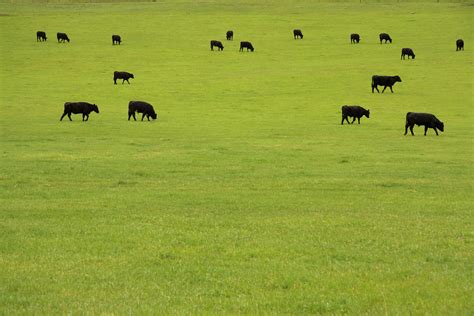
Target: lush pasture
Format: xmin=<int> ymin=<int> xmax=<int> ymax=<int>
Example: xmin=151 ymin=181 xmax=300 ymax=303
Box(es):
xmin=0 ymin=1 xmax=473 ymax=314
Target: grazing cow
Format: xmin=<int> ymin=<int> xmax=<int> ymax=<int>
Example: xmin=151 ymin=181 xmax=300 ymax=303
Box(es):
xmin=210 ymin=40 xmax=224 ymax=51
xmin=114 ymin=71 xmax=134 ymax=84
xmin=405 ymin=112 xmax=444 ymax=136
xmin=128 ymin=101 xmax=157 ymax=121
xmin=379 ymin=33 xmax=392 ymax=44
xmin=350 ymin=33 xmax=360 ymax=44
xmin=36 ymin=31 xmax=47 ymax=42
xmin=341 ymin=105 xmax=370 ymax=125
xmin=240 ymin=41 xmax=254 ymax=52
xmin=456 ymin=39 xmax=464 ymax=51
xmin=112 ymin=35 xmax=121 ymax=45
xmin=57 ymin=32 xmax=70 ymax=43
xmin=371 ymin=75 xmax=402 ymax=93
xmin=293 ymin=29 xmax=303 ymax=39
xmin=226 ymin=30 xmax=233 ymax=40
xmin=401 ymin=48 xmax=415 ymax=60
xmin=60 ymin=102 xmax=99 ymax=121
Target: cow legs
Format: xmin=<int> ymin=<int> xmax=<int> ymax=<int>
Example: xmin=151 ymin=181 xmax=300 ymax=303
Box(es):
xmin=434 ymin=127 xmax=439 ymax=136
xmin=351 ymin=117 xmax=356 ymax=124
xmin=60 ymin=112 xmax=67 ymax=121
xmin=404 ymin=124 xmax=408 ymax=135
xmin=147 ymin=114 xmax=151 ymax=121
xmin=67 ymin=113 xmax=72 ymax=121
xmin=114 ymin=79 xmax=117 ymax=85
xmin=372 ymin=85 xmax=380 ymax=93
xmin=357 ymin=117 xmax=361 ymax=124
xmin=389 ymin=86 xmax=394 ymax=93
xmin=141 ymin=113 xmax=145 ymax=121
xmin=341 ymin=115 xmax=346 ymax=125
xmin=424 ymin=126 xmax=428 ymax=136
xmin=382 ymin=85 xmax=388 ymax=93
xmin=409 ymin=125 xmax=414 ymax=136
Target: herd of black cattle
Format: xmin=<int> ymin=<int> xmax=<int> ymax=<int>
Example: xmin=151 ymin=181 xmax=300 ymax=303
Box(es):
xmin=36 ymin=29 xmax=466 ymax=136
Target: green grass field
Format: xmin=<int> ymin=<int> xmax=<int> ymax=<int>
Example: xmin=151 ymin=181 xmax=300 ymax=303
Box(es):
xmin=0 ymin=1 xmax=473 ymax=313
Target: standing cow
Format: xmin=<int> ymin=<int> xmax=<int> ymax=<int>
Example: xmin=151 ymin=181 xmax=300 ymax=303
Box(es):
xmin=240 ymin=41 xmax=254 ymax=52
xmin=456 ymin=39 xmax=464 ymax=51
xmin=401 ymin=48 xmax=415 ymax=60
xmin=57 ymin=32 xmax=70 ymax=43
xmin=128 ymin=101 xmax=158 ymax=121
xmin=371 ymin=75 xmax=402 ymax=93
xmin=36 ymin=31 xmax=47 ymax=42
xmin=112 ymin=35 xmax=121 ymax=45
xmin=379 ymin=33 xmax=392 ymax=44
xmin=60 ymin=102 xmax=99 ymax=121
xmin=114 ymin=71 xmax=134 ymax=84
xmin=341 ymin=105 xmax=370 ymax=125
xmin=293 ymin=29 xmax=303 ymax=39
xmin=210 ymin=40 xmax=224 ymax=51
xmin=404 ymin=112 xmax=444 ymax=136
xmin=226 ymin=30 xmax=233 ymax=40
xmin=350 ymin=33 xmax=360 ymax=44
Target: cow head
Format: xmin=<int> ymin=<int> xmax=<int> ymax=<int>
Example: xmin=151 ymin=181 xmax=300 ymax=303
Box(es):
xmin=92 ymin=104 xmax=99 ymax=113
xmin=150 ymin=112 xmax=157 ymax=120
xmin=130 ymin=74 xmax=135 ymax=79
xmin=250 ymin=47 xmax=254 ymax=52
xmin=437 ymin=121 xmax=444 ymax=132
xmin=412 ymin=53 xmax=415 ymax=59
xmin=365 ymin=109 xmax=370 ymax=118
xmin=394 ymin=76 xmax=402 ymax=82
xmin=389 ymin=38 xmax=392 ymax=43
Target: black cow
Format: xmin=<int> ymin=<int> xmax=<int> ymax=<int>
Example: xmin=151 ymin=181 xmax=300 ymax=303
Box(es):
xmin=112 ymin=35 xmax=121 ymax=45
xmin=405 ymin=112 xmax=444 ymax=136
xmin=350 ymin=33 xmax=360 ymax=44
xmin=293 ymin=29 xmax=303 ymax=39
xmin=114 ymin=71 xmax=134 ymax=84
xmin=456 ymin=39 xmax=464 ymax=51
xmin=341 ymin=105 xmax=370 ymax=125
xmin=240 ymin=41 xmax=254 ymax=52
xmin=401 ymin=48 xmax=415 ymax=60
xmin=371 ymin=75 xmax=402 ymax=93
xmin=226 ymin=30 xmax=233 ymax=40
xmin=379 ymin=33 xmax=392 ymax=44
xmin=57 ymin=32 xmax=70 ymax=43
xmin=36 ymin=31 xmax=47 ymax=42
xmin=60 ymin=102 xmax=99 ymax=121
xmin=128 ymin=101 xmax=157 ymax=121
xmin=210 ymin=40 xmax=224 ymax=51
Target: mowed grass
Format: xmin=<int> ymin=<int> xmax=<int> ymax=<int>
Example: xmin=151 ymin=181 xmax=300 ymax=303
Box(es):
xmin=0 ymin=1 xmax=473 ymax=313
